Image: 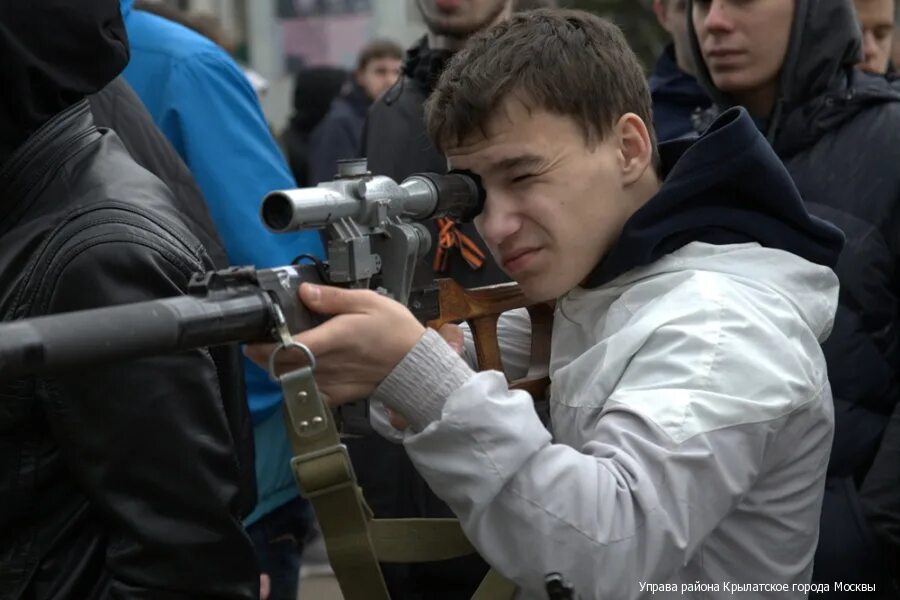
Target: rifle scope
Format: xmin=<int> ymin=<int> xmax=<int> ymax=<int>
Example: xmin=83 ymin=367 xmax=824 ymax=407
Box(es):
xmin=261 ymin=166 xmax=484 ymax=233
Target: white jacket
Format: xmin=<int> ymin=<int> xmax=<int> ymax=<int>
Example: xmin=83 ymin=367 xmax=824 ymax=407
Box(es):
xmin=371 ymin=242 xmax=838 ymax=599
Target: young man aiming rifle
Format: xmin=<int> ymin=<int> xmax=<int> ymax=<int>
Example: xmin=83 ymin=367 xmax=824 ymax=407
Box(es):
xmin=249 ymin=9 xmax=843 ymax=598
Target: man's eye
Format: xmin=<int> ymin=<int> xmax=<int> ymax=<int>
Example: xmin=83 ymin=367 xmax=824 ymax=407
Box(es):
xmin=876 ymin=27 xmax=893 ymax=40
xmin=511 ymin=173 xmax=536 ymax=183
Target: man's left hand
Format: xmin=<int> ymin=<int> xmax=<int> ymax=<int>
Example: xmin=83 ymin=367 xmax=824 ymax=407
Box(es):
xmin=245 ymin=283 xmax=425 ymax=406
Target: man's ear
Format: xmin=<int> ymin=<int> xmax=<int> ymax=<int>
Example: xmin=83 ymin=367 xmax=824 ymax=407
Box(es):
xmin=616 ymin=113 xmax=654 ymax=186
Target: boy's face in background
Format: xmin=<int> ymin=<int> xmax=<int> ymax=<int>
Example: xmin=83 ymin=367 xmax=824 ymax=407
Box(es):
xmin=853 ymin=0 xmax=895 ymax=74
xmin=356 ymin=57 xmax=402 ymax=101
xmin=655 ymin=0 xmax=697 ymax=74
xmin=692 ymin=0 xmax=794 ymax=115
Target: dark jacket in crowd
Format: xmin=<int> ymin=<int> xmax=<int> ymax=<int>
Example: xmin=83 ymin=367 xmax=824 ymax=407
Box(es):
xmin=87 ymin=71 xmax=256 ymax=515
xmin=89 ymin=76 xmax=231 ymax=270
xmin=688 ymin=0 xmax=900 ymax=594
xmin=281 ymin=66 xmax=347 ymax=185
xmin=862 ymin=398 xmax=900 ymax=583
xmin=350 ymin=36 xmax=513 ymax=599
xmin=0 ymin=2 xmax=258 ymax=598
xmin=308 ymin=82 xmax=371 ymax=184
xmin=648 ymin=44 xmax=712 ymax=141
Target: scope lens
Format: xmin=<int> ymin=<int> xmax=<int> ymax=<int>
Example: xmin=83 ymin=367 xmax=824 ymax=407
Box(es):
xmin=261 ymin=194 xmax=293 ymax=231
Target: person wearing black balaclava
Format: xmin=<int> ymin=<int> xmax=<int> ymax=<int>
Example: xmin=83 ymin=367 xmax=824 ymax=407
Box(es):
xmin=0 ymin=2 xmax=258 ymax=598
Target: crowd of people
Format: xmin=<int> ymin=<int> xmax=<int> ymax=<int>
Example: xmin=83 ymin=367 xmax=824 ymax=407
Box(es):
xmin=1 ymin=0 xmax=899 ymax=599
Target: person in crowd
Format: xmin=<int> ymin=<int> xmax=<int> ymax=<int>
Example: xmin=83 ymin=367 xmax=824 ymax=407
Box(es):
xmin=893 ymin=12 xmax=900 ymax=72
xmin=281 ymin=66 xmax=348 ymax=185
xmin=852 ymin=0 xmax=895 ymax=74
xmin=650 ymin=0 xmax=713 ymax=140
xmin=133 ymin=0 xmax=271 ymax=98
xmin=135 ymin=0 xmax=237 ymax=52
xmin=0 ymin=1 xmax=258 ymax=597
xmin=689 ymin=0 xmax=900 ymax=595
xmin=353 ymin=1 xmax=517 ymax=596
xmin=249 ymin=9 xmax=844 ymax=598
xmin=307 ymin=39 xmax=403 ymax=185
xmin=365 ymin=0 xmax=513 ymax=289
xmin=117 ymin=2 xmax=325 ymax=599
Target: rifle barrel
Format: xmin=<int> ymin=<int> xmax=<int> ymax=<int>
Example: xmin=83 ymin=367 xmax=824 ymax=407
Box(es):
xmin=0 ymin=292 xmax=273 ymax=381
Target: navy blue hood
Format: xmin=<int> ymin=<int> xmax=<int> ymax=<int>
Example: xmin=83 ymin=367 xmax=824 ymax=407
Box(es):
xmin=338 ymin=82 xmax=373 ymax=120
xmin=649 ymin=45 xmax=713 ymax=141
xmin=649 ymin=45 xmax=708 ymax=103
xmin=584 ymin=107 xmax=844 ymax=288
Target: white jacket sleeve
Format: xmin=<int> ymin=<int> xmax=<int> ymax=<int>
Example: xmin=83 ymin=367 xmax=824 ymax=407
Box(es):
xmin=370 ymin=308 xmax=533 ymax=442
xmin=371 ymin=312 xmax=791 ymax=598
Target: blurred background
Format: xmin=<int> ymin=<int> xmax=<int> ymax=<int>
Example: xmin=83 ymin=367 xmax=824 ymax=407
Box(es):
xmin=140 ymin=0 xmax=665 ymax=134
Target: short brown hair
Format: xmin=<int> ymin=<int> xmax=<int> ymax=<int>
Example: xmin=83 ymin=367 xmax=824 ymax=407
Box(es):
xmin=512 ymin=0 xmax=559 ymax=10
xmin=357 ymin=39 xmax=404 ymax=71
xmin=426 ymin=9 xmax=656 ymax=156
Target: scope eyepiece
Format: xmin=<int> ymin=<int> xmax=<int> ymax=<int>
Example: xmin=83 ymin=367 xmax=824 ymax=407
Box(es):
xmin=445 ymin=169 xmax=486 ymax=222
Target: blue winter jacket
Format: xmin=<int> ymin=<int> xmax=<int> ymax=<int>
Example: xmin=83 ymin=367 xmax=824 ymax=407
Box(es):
xmin=119 ymin=0 xmax=324 ymax=525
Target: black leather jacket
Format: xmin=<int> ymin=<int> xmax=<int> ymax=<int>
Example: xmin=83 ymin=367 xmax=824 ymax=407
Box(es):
xmin=0 ymin=100 xmax=258 ymax=599
xmin=89 ymin=76 xmax=231 ymax=271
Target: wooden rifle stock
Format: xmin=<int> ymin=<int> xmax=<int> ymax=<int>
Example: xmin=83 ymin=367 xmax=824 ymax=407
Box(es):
xmin=427 ymin=278 xmax=554 ymax=402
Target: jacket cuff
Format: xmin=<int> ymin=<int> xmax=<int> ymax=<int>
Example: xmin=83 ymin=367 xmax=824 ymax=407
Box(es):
xmin=372 ymin=328 xmax=475 ymax=432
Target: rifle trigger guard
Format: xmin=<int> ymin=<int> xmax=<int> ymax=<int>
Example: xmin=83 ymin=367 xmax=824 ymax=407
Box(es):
xmin=268 ymin=303 xmax=316 ymax=381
